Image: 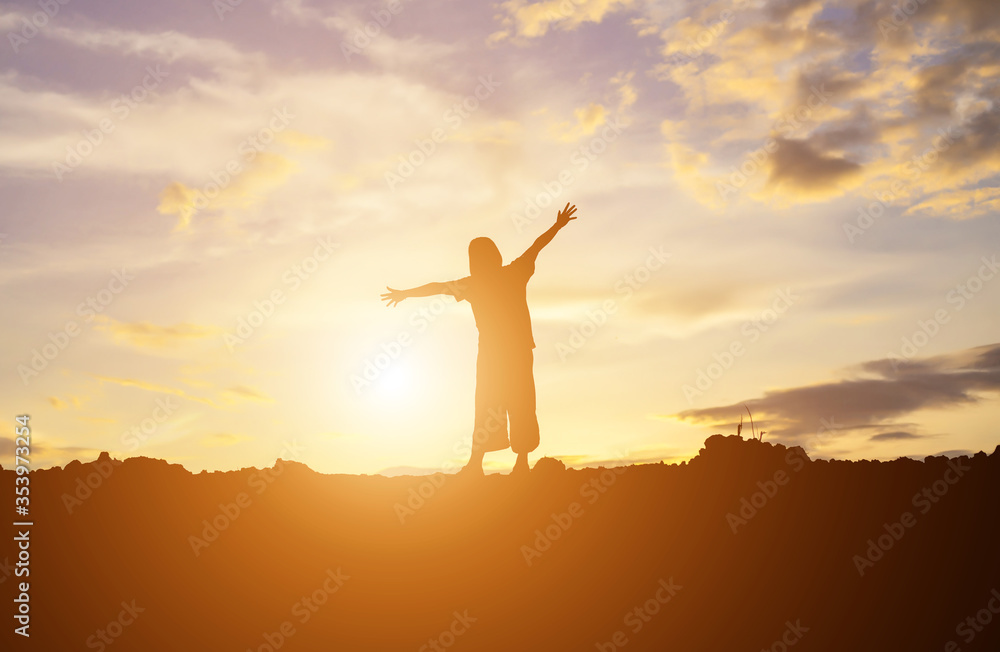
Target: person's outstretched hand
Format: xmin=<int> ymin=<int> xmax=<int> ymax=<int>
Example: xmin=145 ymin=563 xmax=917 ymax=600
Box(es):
xmin=381 ymin=287 xmax=407 ymax=307
xmin=556 ymin=202 xmax=578 ymax=227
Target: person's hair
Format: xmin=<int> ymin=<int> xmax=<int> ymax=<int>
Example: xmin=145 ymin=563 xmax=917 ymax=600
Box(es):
xmin=469 ymin=237 xmax=502 ymax=276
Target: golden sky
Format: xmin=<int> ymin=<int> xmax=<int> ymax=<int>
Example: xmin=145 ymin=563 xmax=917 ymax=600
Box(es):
xmin=1 ymin=0 xmax=999 ymax=474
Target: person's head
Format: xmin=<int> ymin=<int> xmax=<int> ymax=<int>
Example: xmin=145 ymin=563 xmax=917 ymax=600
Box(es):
xmin=468 ymin=237 xmax=502 ymax=276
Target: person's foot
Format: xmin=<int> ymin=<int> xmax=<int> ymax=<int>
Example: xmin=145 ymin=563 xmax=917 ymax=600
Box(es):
xmin=511 ymin=456 xmax=530 ymax=476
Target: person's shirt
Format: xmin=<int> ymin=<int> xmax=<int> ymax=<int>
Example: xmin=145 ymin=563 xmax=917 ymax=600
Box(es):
xmin=451 ymin=254 xmax=536 ymax=350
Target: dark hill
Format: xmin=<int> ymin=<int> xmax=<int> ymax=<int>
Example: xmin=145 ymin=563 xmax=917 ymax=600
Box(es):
xmin=3 ymin=436 xmax=999 ymax=651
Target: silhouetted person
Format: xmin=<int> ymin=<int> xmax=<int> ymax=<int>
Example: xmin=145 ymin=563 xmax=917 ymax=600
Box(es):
xmin=382 ymin=203 xmax=578 ymax=475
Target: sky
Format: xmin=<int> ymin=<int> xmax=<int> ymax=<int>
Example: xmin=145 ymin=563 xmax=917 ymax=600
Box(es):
xmin=1 ymin=0 xmax=998 ymax=475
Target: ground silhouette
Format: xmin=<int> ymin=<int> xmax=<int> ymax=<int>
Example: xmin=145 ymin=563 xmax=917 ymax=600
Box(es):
xmin=3 ymin=436 xmax=999 ymax=650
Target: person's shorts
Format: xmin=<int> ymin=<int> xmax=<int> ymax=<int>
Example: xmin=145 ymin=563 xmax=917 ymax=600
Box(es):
xmin=472 ymin=346 xmax=539 ymax=454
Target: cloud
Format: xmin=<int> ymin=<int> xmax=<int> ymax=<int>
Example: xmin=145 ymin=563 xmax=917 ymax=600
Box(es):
xmin=269 ymin=0 xmax=344 ymax=30
xmin=924 ymin=0 xmax=1000 ymax=33
xmin=869 ymin=430 xmax=923 ymax=441
xmin=157 ymin=152 xmax=298 ymax=231
xmin=490 ymin=0 xmax=634 ymax=41
xmin=90 ymin=376 xmax=270 ymax=408
xmin=225 ymin=386 xmax=274 ymax=403
xmin=915 ymin=60 xmax=971 ymax=118
xmin=808 ymin=104 xmax=881 ymax=151
xmin=765 ymin=137 xmax=863 ymax=197
xmin=936 ymin=103 xmax=1000 ymax=175
xmin=48 ymin=396 xmax=85 ymax=410
xmin=92 ymin=375 xmax=216 ymax=406
xmin=0 ymin=436 xmax=100 ymax=466
xmin=612 ymin=71 xmax=638 ymax=113
xmin=47 ymin=24 xmax=259 ymax=69
xmin=550 ymin=102 xmax=607 ymax=141
xmin=645 ymin=0 xmax=1000 ymax=212
xmin=276 ymin=130 xmax=330 ymax=150
xmin=95 ymin=316 xmax=222 ymax=349
xmin=904 ymin=186 xmax=1000 ymax=220
xmin=671 ymin=343 xmax=1000 ymax=442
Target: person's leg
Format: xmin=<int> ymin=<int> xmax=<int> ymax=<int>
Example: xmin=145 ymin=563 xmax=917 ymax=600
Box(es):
xmin=465 ymin=347 xmax=510 ymax=474
xmin=464 ymin=447 xmax=485 ymax=474
xmin=508 ymin=349 xmax=539 ymax=474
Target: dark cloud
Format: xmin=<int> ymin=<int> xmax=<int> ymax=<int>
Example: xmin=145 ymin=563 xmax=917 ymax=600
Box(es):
xmin=939 ymin=104 xmax=1000 ymax=173
xmin=915 ymin=60 xmax=970 ymax=117
xmin=927 ymin=0 xmax=1000 ymax=33
xmin=810 ymin=1 xmax=896 ymax=47
xmin=792 ymin=67 xmax=864 ymax=108
xmin=675 ymin=343 xmax=1000 ymax=441
xmin=869 ymin=430 xmax=922 ymax=441
xmin=809 ymin=104 xmax=881 ymax=151
xmin=763 ymin=0 xmax=819 ymax=22
xmin=767 ymin=137 xmax=862 ymax=192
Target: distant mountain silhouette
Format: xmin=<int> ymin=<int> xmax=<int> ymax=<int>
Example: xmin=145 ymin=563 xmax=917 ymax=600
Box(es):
xmin=3 ymin=436 xmax=999 ymax=650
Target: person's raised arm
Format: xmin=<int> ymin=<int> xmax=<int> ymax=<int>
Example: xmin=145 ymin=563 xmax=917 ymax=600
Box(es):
xmin=381 ymin=282 xmax=458 ymax=307
xmin=521 ymin=203 xmax=577 ymax=264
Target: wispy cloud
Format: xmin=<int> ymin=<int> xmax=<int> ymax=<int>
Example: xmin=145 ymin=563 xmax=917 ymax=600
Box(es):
xmin=95 ymin=317 xmax=222 ymax=349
